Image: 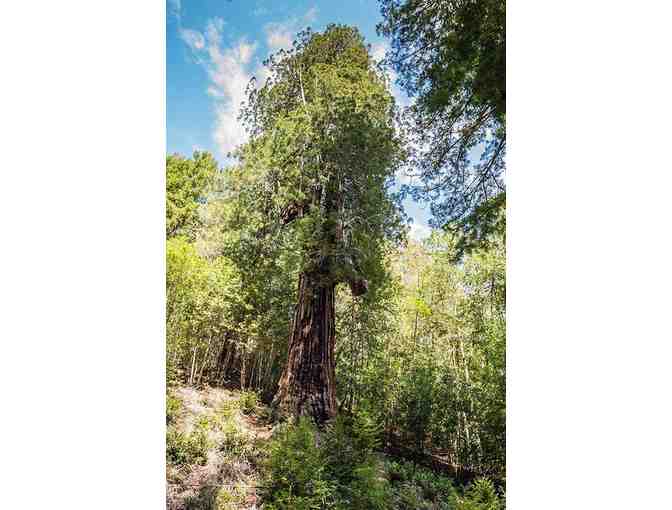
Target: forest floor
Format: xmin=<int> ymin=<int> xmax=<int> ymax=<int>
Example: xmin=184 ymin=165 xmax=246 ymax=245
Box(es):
xmin=166 ymin=385 xmax=502 ymax=510
xmin=166 ymin=385 xmax=272 ymax=510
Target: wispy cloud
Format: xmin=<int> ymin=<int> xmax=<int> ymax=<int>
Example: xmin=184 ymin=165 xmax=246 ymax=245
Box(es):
xmin=264 ymin=22 xmax=294 ymax=52
xmin=180 ymin=28 xmax=205 ymax=50
xmin=174 ymin=7 xmax=319 ymax=158
xmin=253 ymin=0 xmax=270 ymax=17
xmin=177 ymin=17 xmax=257 ymax=157
xmin=264 ymin=6 xmax=318 ymax=52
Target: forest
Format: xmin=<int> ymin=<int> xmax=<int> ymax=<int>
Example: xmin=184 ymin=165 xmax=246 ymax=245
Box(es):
xmin=166 ymin=1 xmax=505 ymax=508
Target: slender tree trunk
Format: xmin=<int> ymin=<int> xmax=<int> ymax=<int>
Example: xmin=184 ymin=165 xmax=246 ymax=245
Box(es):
xmin=197 ymin=335 xmax=212 ymax=385
xmin=273 ymin=272 xmax=337 ymax=424
xmin=240 ymin=352 xmax=247 ymax=390
xmin=189 ymin=346 xmax=197 ymax=386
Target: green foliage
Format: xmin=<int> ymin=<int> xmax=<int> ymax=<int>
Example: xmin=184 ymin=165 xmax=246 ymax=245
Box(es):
xmin=214 ymin=485 xmax=246 ymax=510
xmin=451 ymin=192 xmax=506 ymax=262
xmin=266 ymin=418 xmax=334 ymax=509
xmin=218 ymin=417 xmax=253 ymax=460
xmin=166 ymin=151 xmax=218 ymax=239
xmin=166 ymin=426 xmax=209 ymax=466
xmin=341 ymin=462 xmax=392 ymax=510
xmin=166 ymin=236 xmax=243 ymax=386
xmin=262 ymin=417 xmax=497 ymax=509
xmin=397 ymin=359 xmax=436 ymax=452
xmin=334 ymin=230 xmax=505 ymax=477
xmin=238 ymin=390 xmax=258 ymax=415
xmin=183 ymin=483 xmax=247 ymax=510
xmin=378 ymin=0 xmax=505 ymax=229
xmin=323 ymin=409 xmax=382 ymax=483
xmin=263 ymin=418 xmax=336 ymax=509
xmin=166 ymin=392 xmax=181 ymax=425
xmin=454 ymin=478 xmax=503 ymax=510
xmin=264 ymin=414 xmax=394 ymax=510
xmin=184 ymin=486 xmax=219 ymax=510
xmin=217 ymin=399 xmax=239 ymax=419
xmin=240 ymin=24 xmax=405 ymax=291
xmin=386 ymin=459 xmax=457 ymax=508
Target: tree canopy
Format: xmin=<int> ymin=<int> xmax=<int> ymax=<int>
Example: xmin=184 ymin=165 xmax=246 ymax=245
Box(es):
xmin=166 ymin=151 xmax=218 ymax=239
xmin=378 ymin=0 xmax=505 ymax=230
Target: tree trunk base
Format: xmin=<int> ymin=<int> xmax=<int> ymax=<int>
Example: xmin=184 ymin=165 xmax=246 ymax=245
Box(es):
xmin=272 ymin=272 xmax=337 ymax=425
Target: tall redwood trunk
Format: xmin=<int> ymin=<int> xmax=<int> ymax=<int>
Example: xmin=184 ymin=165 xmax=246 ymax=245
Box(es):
xmin=273 ymin=272 xmax=337 ymax=424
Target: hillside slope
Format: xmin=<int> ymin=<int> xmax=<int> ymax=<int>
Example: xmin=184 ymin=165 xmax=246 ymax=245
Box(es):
xmin=166 ymin=385 xmax=504 ymax=510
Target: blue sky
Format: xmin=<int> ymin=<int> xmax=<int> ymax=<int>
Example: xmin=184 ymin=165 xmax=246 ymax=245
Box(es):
xmin=167 ymin=0 xmax=432 ymax=238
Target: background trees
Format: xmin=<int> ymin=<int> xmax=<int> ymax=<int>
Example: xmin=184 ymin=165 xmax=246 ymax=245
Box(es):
xmin=166 ymin=151 xmax=218 ymax=239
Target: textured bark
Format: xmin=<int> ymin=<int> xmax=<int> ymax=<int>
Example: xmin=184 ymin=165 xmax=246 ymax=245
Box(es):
xmin=273 ymin=272 xmax=337 ymax=424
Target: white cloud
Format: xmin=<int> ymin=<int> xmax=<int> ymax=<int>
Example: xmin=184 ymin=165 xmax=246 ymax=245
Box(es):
xmin=264 ymin=21 xmax=294 ymax=52
xmin=176 ymin=7 xmax=319 ymax=158
xmin=409 ymin=222 xmax=432 ymax=241
xmin=206 ymin=33 xmax=257 ymax=155
xmin=180 ymin=28 xmax=205 ymax=51
xmin=264 ymin=7 xmax=318 ymax=53
xmin=177 ymin=17 xmax=257 ymax=157
xmin=370 ymin=42 xmax=387 ymax=64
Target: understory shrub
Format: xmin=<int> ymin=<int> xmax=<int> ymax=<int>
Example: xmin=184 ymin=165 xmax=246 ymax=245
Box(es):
xmin=454 ymin=478 xmax=503 ymax=510
xmin=239 ymin=390 xmax=258 ymax=415
xmin=263 ymin=417 xmax=336 ymax=509
xmin=262 ymin=415 xmax=504 ymax=509
xmin=166 ymin=426 xmax=209 ymax=466
xmin=219 ymin=417 xmax=254 ymax=461
xmin=167 ymin=392 xmax=182 ymax=424
xmin=263 ymin=413 xmax=393 ymax=509
xmin=322 ymin=410 xmax=381 ymax=484
xmin=214 ymin=485 xmax=246 ymax=510
xmin=385 ymin=459 xmax=457 ymax=509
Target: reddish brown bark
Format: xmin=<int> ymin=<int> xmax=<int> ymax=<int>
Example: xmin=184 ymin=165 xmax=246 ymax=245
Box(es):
xmin=273 ymin=272 xmax=337 ymax=424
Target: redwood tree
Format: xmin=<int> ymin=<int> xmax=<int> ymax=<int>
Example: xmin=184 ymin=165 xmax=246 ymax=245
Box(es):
xmin=238 ymin=25 xmax=405 ymax=423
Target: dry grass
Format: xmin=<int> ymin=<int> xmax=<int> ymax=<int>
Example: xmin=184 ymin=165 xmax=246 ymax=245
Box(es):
xmin=166 ymin=386 xmax=272 ymax=510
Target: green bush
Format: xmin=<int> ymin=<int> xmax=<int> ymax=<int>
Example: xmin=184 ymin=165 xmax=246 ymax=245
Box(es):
xmin=219 ymin=417 xmax=252 ymax=459
xmin=322 ymin=410 xmax=381 ymax=485
xmin=195 ymin=414 xmax=212 ymax=431
xmin=263 ymin=417 xmax=336 ymax=509
xmin=342 ymin=462 xmax=392 ymax=510
xmin=166 ymin=358 xmax=179 ymax=388
xmin=184 ymin=485 xmax=218 ymax=510
xmin=166 ymin=393 xmax=182 ymax=425
xmin=398 ymin=361 xmax=436 ymax=452
xmin=454 ymin=478 xmax=503 ymax=510
xmin=261 ymin=416 xmax=483 ymax=510
xmin=166 ymin=427 xmax=209 ymax=466
xmin=385 ymin=459 xmax=457 ymax=509
xmin=215 ymin=485 xmax=246 ymax=510
xmin=239 ymin=390 xmax=258 ymax=415
xmin=395 ymin=482 xmax=431 ymax=509
xmin=218 ymin=399 xmax=239 ymax=419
